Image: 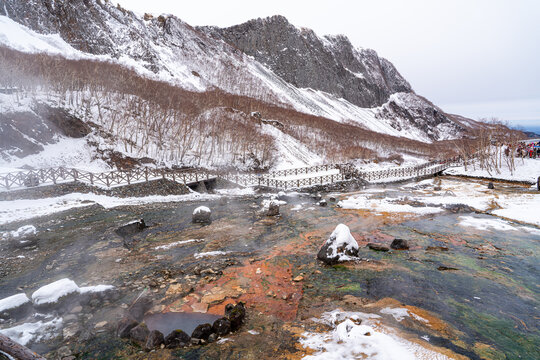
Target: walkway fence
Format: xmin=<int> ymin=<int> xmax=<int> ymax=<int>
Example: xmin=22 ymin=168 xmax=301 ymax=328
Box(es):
xmin=0 ymin=159 xmax=462 ymax=191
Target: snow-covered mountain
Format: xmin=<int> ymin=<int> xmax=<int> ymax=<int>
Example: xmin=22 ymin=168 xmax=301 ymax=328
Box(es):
xmin=0 ymin=0 xmax=476 ymax=171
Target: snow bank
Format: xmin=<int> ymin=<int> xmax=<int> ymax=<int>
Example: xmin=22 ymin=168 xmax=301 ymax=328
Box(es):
xmin=493 ymin=193 xmax=540 ymax=227
xmin=0 ymin=192 xmax=220 ymax=225
xmin=0 ymin=317 xmax=62 ymax=346
xmin=458 ymin=216 xmax=540 ymax=234
xmin=300 ymin=309 xmax=449 ymax=360
xmin=444 ymin=158 xmax=540 ymax=184
xmin=338 ymin=194 xmax=443 ymax=215
xmin=194 ymin=251 xmax=230 ymax=259
xmin=0 ymin=293 xmax=30 ymax=313
xmin=31 ymin=278 xmax=80 ymax=305
xmin=31 ymin=278 xmax=115 ymax=305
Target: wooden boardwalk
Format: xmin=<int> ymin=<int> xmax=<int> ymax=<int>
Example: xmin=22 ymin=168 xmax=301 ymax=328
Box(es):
xmin=0 ymin=159 xmax=461 ymax=191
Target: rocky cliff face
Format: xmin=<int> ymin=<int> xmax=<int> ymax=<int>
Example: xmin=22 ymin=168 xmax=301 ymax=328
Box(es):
xmin=201 ymin=15 xmax=411 ymax=108
xmin=0 ymin=0 xmax=469 ymax=144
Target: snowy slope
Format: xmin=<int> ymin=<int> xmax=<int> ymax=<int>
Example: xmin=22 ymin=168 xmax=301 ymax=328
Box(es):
xmin=0 ymin=8 xmax=467 ymax=143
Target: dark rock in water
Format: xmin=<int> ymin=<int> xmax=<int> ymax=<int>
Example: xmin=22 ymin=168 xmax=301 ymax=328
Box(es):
xmin=438 ymin=266 xmax=459 ymax=271
xmin=329 ymin=196 xmax=337 ymax=202
xmin=129 ymin=322 xmax=150 ymax=345
xmin=488 ymin=182 xmax=494 ymax=189
xmin=390 ymin=239 xmax=409 ymax=250
xmin=115 ymin=219 xmax=146 ymax=238
xmin=318 ymin=199 xmax=327 ymax=207
xmin=191 ymin=323 xmax=213 ymax=340
xmin=444 ymin=204 xmax=474 ymax=213
xmin=192 ymin=206 xmax=212 ymax=224
xmin=225 ymin=303 xmax=246 ymax=331
xmin=128 ymin=293 xmax=153 ymax=322
xmin=317 ymin=224 xmax=359 ymax=265
xmin=116 ymin=317 xmax=139 ymax=338
xmin=266 ymin=202 xmax=280 ymax=216
xmin=212 ymin=317 xmax=231 ymax=336
xmin=367 ymin=243 xmax=390 ymax=252
xmin=144 ymin=329 xmax=164 ymax=351
xmin=164 ymin=329 xmax=191 ymax=349
xmin=426 ymin=246 xmax=449 ymax=252
xmin=312 ymin=193 xmax=322 ymax=201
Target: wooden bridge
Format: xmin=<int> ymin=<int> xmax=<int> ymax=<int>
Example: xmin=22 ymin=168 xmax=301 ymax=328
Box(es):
xmin=0 ymin=159 xmax=462 ymax=191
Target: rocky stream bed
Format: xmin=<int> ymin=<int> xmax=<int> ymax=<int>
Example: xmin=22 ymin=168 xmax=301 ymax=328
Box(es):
xmin=0 ymin=176 xmax=539 ymax=359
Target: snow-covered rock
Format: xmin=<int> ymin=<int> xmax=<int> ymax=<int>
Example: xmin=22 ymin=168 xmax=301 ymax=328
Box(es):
xmin=0 ymin=293 xmax=32 ymax=320
xmin=1 ymin=225 xmax=37 ymax=241
xmin=31 ymin=278 xmax=80 ymax=306
xmin=317 ymin=224 xmax=359 ymax=264
xmin=192 ymin=206 xmax=211 ymax=223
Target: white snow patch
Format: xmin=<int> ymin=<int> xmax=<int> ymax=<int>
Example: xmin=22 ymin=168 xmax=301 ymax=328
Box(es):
xmin=79 ymin=285 xmax=115 ymax=294
xmin=300 ymin=309 xmax=449 ymax=360
xmin=1 ymin=225 xmax=36 ymax=240
xmin=380 ymin=307 xmax=410 ymax=322
xmin=0 ymin=317 xmax=62 ymax=346
xmin=0 ymin=192 xmax=220 ymax=225
xmin=0 ymin=293 xmax=30 ymax=313
xmin=154 ymin=239 xmax=203 ymax=250
xmin=338 ymin=194 xmax=443 ymax=215
xmin=248 ymin=330 xmax=260 ymax=335
xmin=194 ymin=251 xmax=230 ymax=259
xmin=444 ymin=157 xmax=540 ymax=184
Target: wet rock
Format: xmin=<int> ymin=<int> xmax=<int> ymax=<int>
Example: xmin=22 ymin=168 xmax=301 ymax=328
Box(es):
xmin=487 ymin=182 xmax=494 ymax=189
xmin=144 ymin=330 xmax=164 ymax=351
xmin=266 ymin=202 xmax=280 ymax=216
xmin=438 ymin=266 xmax=459 ymax=271
xmin=318 ymin=199 xmax=327 ymax=207
xmin=367 ymin=243 xmax=390 ymax=251
xmin=317 ymin=224 xmax=359 ymax=265
xmin=164 ymin=329 xmax=191 ymax=348
xmin=329 ymin=196 xmax=337 ymax=202
xmin=57 ymin=346 xmax=72 ymax=358
xmin=212 ymin=317 xmax=231 ymax=336
xmin=225 ymin=302 xmax=246 ymax=331
xmin=390 ymin=238 xmax=409 ymax=250
xmin=207 ymin=333 xmax=217 ymax=343
xmin=128 ymin=293 xmax=153 ymax=321
xmin=191 ymin=323 xmax=213 ymax=340
xmin=129 ymin=322 xmax=150 ymax=345
xmin=444 ymin=204 xmax=474 ymax=213
xmin=192 ymin=206 xmax=211 ymax=224
xmin=63 ymin=322 xmax=81 ymax=339
xmin=312 ymin=193 xmax=322 ymax=201
xmin=116 ymin=317 xmax=139 ymax=338
xmin=343 ymin=294 xmax=369 ymax=306
xmin=115 ymin=219 xmax=146 ymax=238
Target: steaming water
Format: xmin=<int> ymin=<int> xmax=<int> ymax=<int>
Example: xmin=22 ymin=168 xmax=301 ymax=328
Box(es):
xmin=144 ymin=312 xmax=221 ymax=337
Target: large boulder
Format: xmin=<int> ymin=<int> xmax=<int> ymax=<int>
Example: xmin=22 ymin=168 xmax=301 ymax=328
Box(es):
xmin=164 ymin=329 xmax=191 ymax=348
xmin=192 ymin=206 xmax=211 ymax=224
xmin=0 ymin=293 xmax=33 ymax=321
xmin=317 ymin=224 xmax=359 ymax=265
xmin=116 ymin=317 xmax=139 ymax=338
xmin=129 ymin=322 xmax=150 ymax=346
xmin=144 ymin=330 xmax=164 ymax=351
xmin=191 ymin=323 xmax=213 ymax=341
xmin=31 ymin=278 xmax=80 ymax=311
xmin=390 ymin=239 xmax=409 ymax=250
xmin=225 ymin=303 xmax=246 ymax=331
xmin=212 ymin=317 xmax=231 ymax=336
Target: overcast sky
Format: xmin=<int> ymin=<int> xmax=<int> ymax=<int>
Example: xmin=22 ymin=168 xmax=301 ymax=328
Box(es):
xmin=118 ymin=0 xmax=540 ymax=129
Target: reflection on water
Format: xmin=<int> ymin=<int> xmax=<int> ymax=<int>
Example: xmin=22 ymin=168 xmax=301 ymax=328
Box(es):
xmin=144 ymin=312 xmax=221 ymax=336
